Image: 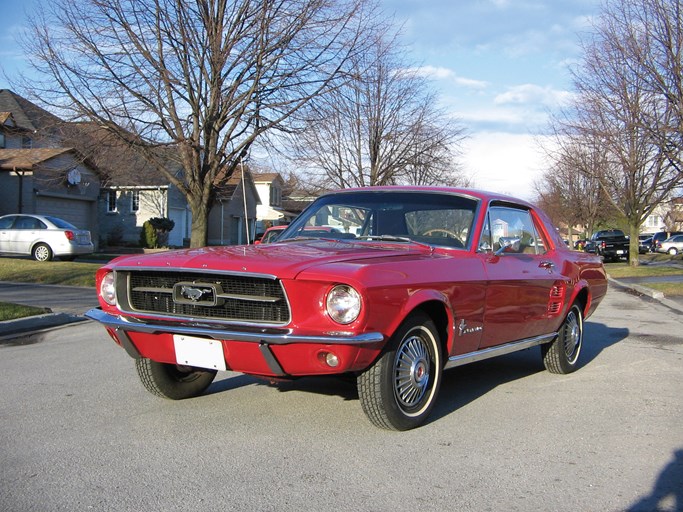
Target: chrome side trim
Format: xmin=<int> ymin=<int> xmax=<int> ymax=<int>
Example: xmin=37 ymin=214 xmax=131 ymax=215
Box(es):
xmin=445 ymin=333 xmax=557 ymax=369
xmin=85 ymin=308 xmax=385 ymax=346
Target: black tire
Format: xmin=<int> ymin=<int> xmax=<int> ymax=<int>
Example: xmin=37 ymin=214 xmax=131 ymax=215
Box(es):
xmin=135 ymin=358 xmax=217 ymax=400
xmin=32 ymin=243 xmax=53 ymax=262
xmin=542 ymin=303 xmax=583 ymax=374
xmin=668 ymin=248 xmax=678 ymax=256
xmin=357 ymin=312 xmax=443 ymax=431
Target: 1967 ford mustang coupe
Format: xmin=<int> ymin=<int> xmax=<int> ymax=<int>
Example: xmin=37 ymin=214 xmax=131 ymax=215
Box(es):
xmin=86 ymin=187 xmax=607 ymax=430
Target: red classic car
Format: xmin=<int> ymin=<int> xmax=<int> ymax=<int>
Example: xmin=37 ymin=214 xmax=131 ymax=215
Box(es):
xmin=86 ymin=187 xmax=607 ymax=430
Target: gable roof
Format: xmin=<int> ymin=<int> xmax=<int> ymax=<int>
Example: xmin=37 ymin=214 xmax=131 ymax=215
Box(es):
xmin=0 ymin=112 xmax=15 ymax=127
xmin=0 ymin=89 xmax=63 ymax=133
xmin=252 ymin=172 xmax=284 ymax=185
xmin=0 ymin=148 xmax=72 ymax=170
xmin=59 ymin=122 xmax=181 ymax=187
xmin=214 ymin=165 xmax=261 ymax=204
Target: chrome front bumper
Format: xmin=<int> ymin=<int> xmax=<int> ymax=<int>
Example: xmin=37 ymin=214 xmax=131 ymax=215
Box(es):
xmin=85 ymin=308 xmax=385 ymax=346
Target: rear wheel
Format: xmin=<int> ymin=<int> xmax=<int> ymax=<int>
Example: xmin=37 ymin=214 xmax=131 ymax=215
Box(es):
xmin=135 ymin=358 xmax=217 ymax=399
xmin=668 ymin=248 xmax=678 ymax=255
xmin=542 ymin=303 xmax=583 ymax=374
xmin=32 ymin=243 xmax=53 ymax=262
xmin=357 ymin=312 xmax=442 ymax=430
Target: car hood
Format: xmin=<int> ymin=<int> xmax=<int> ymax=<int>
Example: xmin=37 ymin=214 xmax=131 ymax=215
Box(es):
xmin=108 ymin=239 xmax=438 ymax=280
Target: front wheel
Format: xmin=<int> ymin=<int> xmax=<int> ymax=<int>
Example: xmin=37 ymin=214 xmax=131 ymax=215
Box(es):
xmin=669 ymin=248 xmax=678 ymax=256
xmin=542 ymin=303 xmax=583 ymax=374
xmin=357 ymin=312 xmax=442 ymax=430
xmin=135 ymin=358 xmax=217 ymax=399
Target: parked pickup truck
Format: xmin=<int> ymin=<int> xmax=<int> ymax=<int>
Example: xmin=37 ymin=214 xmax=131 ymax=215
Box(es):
xmin=589 ymin=229 xmax=629 ymax=261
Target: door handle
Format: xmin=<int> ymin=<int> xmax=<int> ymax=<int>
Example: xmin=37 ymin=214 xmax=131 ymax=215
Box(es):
xmin=539 ymin=261 xmax=554 ymax=270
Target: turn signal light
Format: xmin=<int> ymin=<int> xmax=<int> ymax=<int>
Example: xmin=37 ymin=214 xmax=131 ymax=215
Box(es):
xmin=318 ymin=351 xmax=340 ymax=368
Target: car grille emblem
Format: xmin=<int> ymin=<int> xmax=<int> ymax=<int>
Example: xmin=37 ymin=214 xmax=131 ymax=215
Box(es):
xmin=173 ymin=282 xmax=220 ymax=306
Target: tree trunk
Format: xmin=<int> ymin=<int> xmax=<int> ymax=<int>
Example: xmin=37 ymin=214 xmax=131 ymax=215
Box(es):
xmin=188 ymin=199 xmax=210 ymax=248
xmin=628 ymin=222 xmax=640 ymax=267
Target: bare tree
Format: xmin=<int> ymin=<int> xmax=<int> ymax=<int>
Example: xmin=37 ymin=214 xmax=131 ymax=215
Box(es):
xmin=546 ymin=0 xmax=683 ymax=265
xmin=19 ymin=0 xmax=378 ymax=247
xmin=610 ymin=0 xmax=683 ymax=174
xmin=535 ymin=136 xmax=615 ymax=238
xmin=289 ymin=29 xmax=467 ymax=189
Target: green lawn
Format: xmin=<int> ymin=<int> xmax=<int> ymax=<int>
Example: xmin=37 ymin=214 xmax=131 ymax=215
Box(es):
xmin=0 ymin=257 xmax=101 ymax=322
xmin=0 ymin=301 xmax=51 ymax=321
xmin=0 ymin=257 xmax=101 ymax=287
xmin=604 ymin=257 xmax=683 ymax=297
xmin=605 ymin=263 xmax=683 ymax=278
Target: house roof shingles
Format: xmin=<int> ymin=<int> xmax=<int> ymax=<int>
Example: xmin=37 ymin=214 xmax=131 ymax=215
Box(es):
xmin=0 ymin=148 xmax=71 ymax=170
xmin=0 ymin=89 xmax=63 ymax=133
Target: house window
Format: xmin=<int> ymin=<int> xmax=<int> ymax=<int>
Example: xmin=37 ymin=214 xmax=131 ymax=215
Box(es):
xmin=107 ymin=190 xmax=117 ymax=212
xmin=646 ymin=215 xmax=662 ymax=229
xmin=131 ymin=190 xmax=140 ymax=212
xmin=21 ymin=136 xmax=32 ymax=148
xmin=0 ymin=133 xmax=5 ymax=148
xmin=270 ymin=186 xmax=281 ymax=206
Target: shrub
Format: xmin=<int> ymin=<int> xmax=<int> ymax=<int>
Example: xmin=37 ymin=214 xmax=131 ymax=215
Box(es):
xmin=139 ymin=221 xmax=158 ymax=248
xmin=139 ymin=217 xmax=175 ymax=248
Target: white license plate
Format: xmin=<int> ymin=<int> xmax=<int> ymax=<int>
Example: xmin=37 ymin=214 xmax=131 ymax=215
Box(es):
xmin=173 ymin=335 xmax=226 ymax=371
xmin=616 ymin=250 xmax=625 ymax=255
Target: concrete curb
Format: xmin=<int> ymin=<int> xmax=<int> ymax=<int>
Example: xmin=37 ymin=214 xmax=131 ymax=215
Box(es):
xmin=606 ymin=275 xmax=683 ymax=314
xmin=0 ymin=313 xmax=88 ymax=343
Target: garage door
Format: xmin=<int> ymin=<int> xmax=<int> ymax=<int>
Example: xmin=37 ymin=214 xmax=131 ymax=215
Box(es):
xmin=36 ymin=197 xmax=95 ymax=232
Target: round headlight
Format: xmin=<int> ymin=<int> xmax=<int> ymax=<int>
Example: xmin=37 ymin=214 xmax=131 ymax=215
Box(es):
xmin=100 ymin=272 xmax=117 ymax=306
xmin=326 ymin=285 xmax=361 ymax=324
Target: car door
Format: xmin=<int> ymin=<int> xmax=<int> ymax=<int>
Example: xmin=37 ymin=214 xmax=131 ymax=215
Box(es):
xmin=477 ymin=204 xmax=559 ymax=348
xmin=0 ymin=216 xmax=17 ymax=253
xmin=11 ymin=216 xmax=46 ymax=254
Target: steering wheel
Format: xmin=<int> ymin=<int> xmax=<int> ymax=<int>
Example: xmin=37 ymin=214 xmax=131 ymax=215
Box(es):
xmin=422 ymin=228 xmax=459 ymax=238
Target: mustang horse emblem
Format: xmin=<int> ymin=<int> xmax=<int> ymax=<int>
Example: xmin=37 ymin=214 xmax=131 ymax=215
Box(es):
xmin=181 ymin=285 xmax=209 ymax=302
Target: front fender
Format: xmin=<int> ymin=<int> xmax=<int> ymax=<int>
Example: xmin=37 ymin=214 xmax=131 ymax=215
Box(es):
xmin=381 ymin=288 xmax=454 ymax=351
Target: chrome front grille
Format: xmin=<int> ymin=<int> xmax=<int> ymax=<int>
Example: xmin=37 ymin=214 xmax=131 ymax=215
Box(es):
xmin=117 ymin=270 xmax=290 ymax=324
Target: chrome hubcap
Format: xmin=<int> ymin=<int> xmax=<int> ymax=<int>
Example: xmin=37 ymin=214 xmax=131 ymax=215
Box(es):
xmin=563 ymin=309 xmax=582 ymax=362
xmin=394 ymin=334 xmax=430 ymax=408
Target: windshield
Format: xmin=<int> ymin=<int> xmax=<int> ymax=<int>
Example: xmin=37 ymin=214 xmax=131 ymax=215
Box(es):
xmin=278 ymin=191 xmax=478 ymax=249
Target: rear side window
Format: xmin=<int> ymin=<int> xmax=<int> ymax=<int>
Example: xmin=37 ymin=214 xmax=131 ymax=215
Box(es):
xmin=46 ymin=216 xmax=77 ymax=229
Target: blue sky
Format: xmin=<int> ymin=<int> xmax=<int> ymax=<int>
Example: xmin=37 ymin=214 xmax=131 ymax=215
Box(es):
xmin=1 ymin=0 xmax=600 ymax=199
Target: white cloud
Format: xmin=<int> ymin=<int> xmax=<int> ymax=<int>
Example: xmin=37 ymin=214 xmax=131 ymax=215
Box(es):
xmin=494 ymin=84 xmax=574 ymax=107
xmin=462 ymin=132 xmax=552 ymax=200
xmin=411 ymin=65 xmax=489 ymax=89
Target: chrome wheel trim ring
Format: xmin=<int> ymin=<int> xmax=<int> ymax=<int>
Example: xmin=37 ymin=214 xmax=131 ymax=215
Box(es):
xmin=394 ymin=331 xmax=431 ymax=409
xmin=563 ymin=307 xmax=583 ymax=364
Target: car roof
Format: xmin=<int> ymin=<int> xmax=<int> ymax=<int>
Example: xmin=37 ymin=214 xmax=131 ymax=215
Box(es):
xmin=319 ymin=186 xmax=534 ymax=208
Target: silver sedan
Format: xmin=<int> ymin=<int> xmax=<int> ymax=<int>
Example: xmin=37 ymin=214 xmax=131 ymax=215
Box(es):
xmin=656 ymin=234 xmax=683 ymax=255
xmin=0 ymin=214 xmax=94 ymax=261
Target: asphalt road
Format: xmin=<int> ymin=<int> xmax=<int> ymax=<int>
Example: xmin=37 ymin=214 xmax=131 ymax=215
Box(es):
xmin=1 ymin=285 xmax=682 ymax=512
